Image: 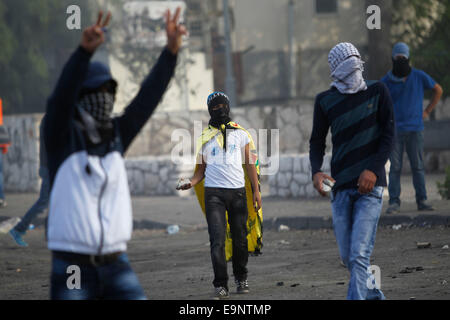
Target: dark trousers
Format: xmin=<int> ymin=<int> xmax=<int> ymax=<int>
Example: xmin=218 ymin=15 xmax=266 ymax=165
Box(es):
xmin=50 ymin=252 xmax=146 ymax=300
xmin=205 ymin=187 xmax=249 ymax=289
xmin=15 ymin=167 xmax=50 ymax=233
xmin=388 ymin=131 xmax=427 ymax=205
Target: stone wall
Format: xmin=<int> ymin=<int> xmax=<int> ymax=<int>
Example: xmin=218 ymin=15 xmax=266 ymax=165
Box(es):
xmin=1 ymin=113 xmax=198 ymax=196
xmin=433 ymin=97 xmax=450 ymax=120
xmin=124 ymin=156 xmax=194 ymax=197
xmin=410 ymin=98 xmax=450 ymax=173
xmin=268 ymin=154 xmax=331 ymax=198
xmin=125 ymin=98 xmax=331 ymax=158
xmin=2 ymin=96 xmax=450 ymax=194
xmin=126 ymin=99 xmax=450 ymax=174
xmin=125 ymin=110 xmax=210 ymax=158
xmin=268 ymin=153 xmax=394 ymax=199
xmin=2 ymin=114 xmax=42 ymax=192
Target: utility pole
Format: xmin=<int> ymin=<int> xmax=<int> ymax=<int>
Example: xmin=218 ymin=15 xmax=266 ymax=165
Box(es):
xmin=288 ymin=0 xmax=297 ymax=99
xmin=366 ymin=0 xmax=392 ymax=80
xmin=168 ymin=0 xmax=190 ymax=110
xmin=223 ymin=0 xmax=237 ymax=107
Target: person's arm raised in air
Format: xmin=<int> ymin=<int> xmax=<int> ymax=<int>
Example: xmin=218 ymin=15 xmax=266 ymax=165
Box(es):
xmin=117 ymin=8 xmax=188 ymax=152
xmin=45 ymin=12 xmax=111 ymax=150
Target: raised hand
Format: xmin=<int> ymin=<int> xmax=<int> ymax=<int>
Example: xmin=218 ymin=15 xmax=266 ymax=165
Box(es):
xmin=165 ymin=7 xmax=188 ymax=55
xmin=81 ymin=11 xmax=112 ymax=54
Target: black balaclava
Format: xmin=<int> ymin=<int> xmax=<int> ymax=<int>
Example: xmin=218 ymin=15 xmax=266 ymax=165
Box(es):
xmin=207 ymin=92 xmax=236 ymax=151
xmin=392 ymin=56 xmax=411 ymax=78
xmin=207 ymin=92 xmax=231 ymax=128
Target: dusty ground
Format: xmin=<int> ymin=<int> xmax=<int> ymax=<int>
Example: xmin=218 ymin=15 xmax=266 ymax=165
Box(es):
xmin=0 ymin=226 xmax=449 ymax=300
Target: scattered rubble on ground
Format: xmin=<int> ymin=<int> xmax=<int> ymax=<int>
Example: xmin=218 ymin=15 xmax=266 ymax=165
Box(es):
xmin=416 ymin=242 xmax=432 ymax=249
xmin=400 ymin=266 xmax=424 ymax=274
xmin=278 ymin=225 xmax=290 ymax=232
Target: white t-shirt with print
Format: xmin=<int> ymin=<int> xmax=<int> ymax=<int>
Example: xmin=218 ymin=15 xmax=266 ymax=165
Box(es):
xmin=200 ymin=129 xmax=250 ymax=189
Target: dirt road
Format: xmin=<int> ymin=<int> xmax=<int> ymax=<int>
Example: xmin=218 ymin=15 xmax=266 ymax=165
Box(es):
xmin=1 ymin=226 xmax=449 ymax=300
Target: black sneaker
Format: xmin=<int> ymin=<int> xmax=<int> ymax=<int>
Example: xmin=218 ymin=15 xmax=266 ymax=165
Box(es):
xmin=212 ymin=287 xmax=229 ymax=300
xmin=235 ymin=279 xmax=250 ymax=294
xmin=385 ymin=203 xmax=400 ymax=214
xmin=418 ymin=201 xmax=434 ymax=211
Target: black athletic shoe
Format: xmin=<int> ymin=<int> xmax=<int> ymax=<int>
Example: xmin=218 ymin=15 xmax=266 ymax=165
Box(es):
xmin=235 ymin=279 xmax=250 ymax=294
xmin=386 ymin=203 xmax=400 ymax=214
xmin=212 ymin=287 xmax=229 ymax=300
xmin=418 ymin=201 xmax=434 ymax=211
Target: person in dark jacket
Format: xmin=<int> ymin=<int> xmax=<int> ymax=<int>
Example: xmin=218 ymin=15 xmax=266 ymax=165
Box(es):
xmin=44 ymin=9 xmax=186 ymax=300
xmin=309 ymin=42 xmax=395 ymax=300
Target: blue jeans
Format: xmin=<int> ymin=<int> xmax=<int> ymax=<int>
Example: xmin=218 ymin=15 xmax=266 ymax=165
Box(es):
xmin=388 ymin=131 xmax=427 ymax=205
xmin=331 ymin=187 xmax=385 ymax=300
xmin=14 ymin=166 xmax=50 ymax=233
xmin=0 ymin=152 xmax=4 ymax=200
xmin=50 ymin=252 xmax=147 ymax=300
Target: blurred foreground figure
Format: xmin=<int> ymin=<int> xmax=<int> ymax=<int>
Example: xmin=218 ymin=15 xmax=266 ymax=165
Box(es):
xmin=0 ymin=98 xmax=10 ymax=208
xmin=44 ymin=10 xmax=186 ymax=300
xmin=9 ymin=116 xmax=49 ymax=247
xmin=381 ymin=42 xmax=443 ymax=214
xmin=310 ymin=43 xmax=395 ymax=300
xmin=177 ymin=92 xmax=263 ymax=300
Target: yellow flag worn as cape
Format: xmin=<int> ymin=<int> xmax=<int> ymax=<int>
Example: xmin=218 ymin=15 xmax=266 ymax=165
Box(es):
xmin=193 ymin=122 xmax=263 ymax=261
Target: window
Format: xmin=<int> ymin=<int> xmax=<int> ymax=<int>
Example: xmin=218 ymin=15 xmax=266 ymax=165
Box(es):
xmin=189 ymin=20 xmax=203 ymax=37
xmin=316 ymin=0 xmax=338 ymax=14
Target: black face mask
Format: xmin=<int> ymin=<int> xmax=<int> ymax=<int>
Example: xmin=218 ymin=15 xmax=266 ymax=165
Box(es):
xmin=392 ymin=57 xmax=411 ymax=78
xmin=208 ymin=104 xmax=231 ymax=128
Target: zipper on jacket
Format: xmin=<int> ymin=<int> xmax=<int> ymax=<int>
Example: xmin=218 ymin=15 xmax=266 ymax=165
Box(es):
xmin=97 ymin=159 xmax=108 ymax=255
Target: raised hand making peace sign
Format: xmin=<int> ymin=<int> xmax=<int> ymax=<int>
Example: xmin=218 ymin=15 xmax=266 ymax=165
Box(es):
xmin=80 ymin=11 xmax=111 ymax=54
xmin=81 ymin=8 xmax=186 ymax=55
xmin=165 ymin=7 xmax=188 ymax=55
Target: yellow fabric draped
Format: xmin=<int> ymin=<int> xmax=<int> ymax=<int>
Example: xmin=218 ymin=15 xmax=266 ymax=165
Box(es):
xmin=193 ymin=122 xmax=263 ymax=261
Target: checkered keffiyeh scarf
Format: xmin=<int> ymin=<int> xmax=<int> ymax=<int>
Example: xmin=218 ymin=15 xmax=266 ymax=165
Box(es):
xmin=77 ymin=92 xmax=115 ymax=123
xmin=328 ymin=43 xmax=367 ymax=94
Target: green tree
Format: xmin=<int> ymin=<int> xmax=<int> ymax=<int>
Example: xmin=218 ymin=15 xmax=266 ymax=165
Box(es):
xmin=0 ymin=0 xmax=94 ymax=115
xmin=412 ymin=1 xmax=450 ymax=98
xmin=392 ymin=0 xmax=450 ymax=97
